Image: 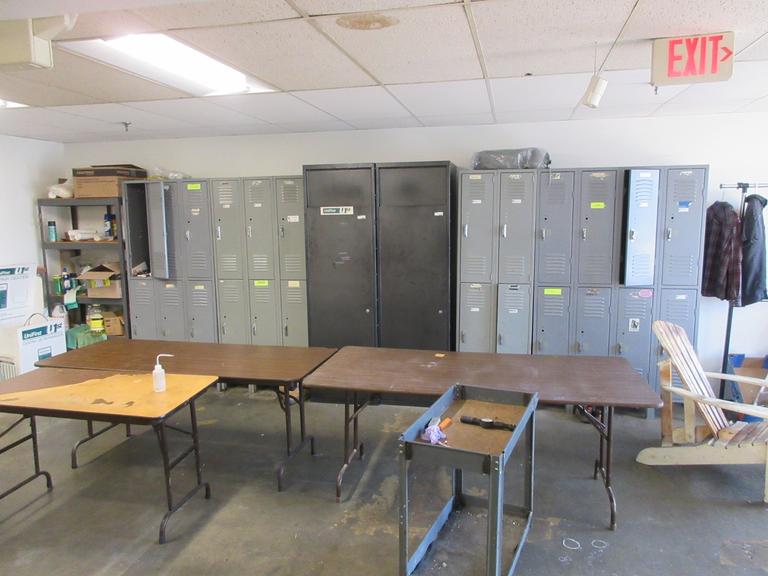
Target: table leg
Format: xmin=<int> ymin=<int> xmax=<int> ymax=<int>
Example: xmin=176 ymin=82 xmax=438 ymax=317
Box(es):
xmin=276 ymin=382 xmax=316 ymax=492
xmin=71 ymin=419 xmax=134 ymax=469
xmin=154 ymin=400 xmax=211 ymax=545
xmin=0 ymin=415 xmax=53 ymax=501
xmin=576 ymin=404 xmax=617 ymax=530
xmin=336 ymin=391 xmax=367 ymax=502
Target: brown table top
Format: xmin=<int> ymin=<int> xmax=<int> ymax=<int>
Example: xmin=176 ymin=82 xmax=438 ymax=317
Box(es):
xmin=303 ymin=346 xmax=662 ymax=409
xmin=36 ymin=340 xmax=338 ymax=383
xmin=0 ymin=368 xmax=217 ymax=423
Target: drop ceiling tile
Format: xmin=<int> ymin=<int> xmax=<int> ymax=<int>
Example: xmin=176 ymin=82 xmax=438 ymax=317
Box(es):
xmin=597 ymin=70 xmax=689 ymax=107
xmin=173 ymin=20 xmax=373 ymax=91
xmin=491 ymin=73 xmax=592 ymax=112
xmin=55 ymin=10 xmax=159 ymax=40
xmin=208 ymin=93 xmax=337 ymax=123
xmin=293 ymin=86 xmax=411 ymax=120
xmin=6 ymin=49 xmax=188 ymax=103
xmin=387 ymin=80 xmax=490 ymax=116
xmin=654 ymin=98 xmax=753 ymax=116
xmin=418 ymin=113 xmax=494 ymax=126
xmin=52 ymin=103 xmax=195 ymax=130
xmin=132 ymin=0 xmax=298 ymax=30
xmin=293 ymin=0 xmax=458 ymax=15
xmin=347 ymin=117 xmax=421 ymax=129
xmin=316 ymin=4 xmax=481 ymax=84
xmin=126 ymin=98 xmax=270 ymax=126
xmin=495 ymin=108 xmax=573 ymax=123
xmin=0 ymin=72 xmax=101 ymax=106
xmin=571 ymin=103 xmax=659 ymax=120
xmin=739 ymin=32 xmax=768 ymax=61
xmin=275 ymin=120 xmax=354 ymax=133
xmin=739 ymin=96 xmax=768 ymax=113
xmin=0 ymin=107 xmax=116 ymax=134
xmin=472 ymin=0 xmax=638 ymax=77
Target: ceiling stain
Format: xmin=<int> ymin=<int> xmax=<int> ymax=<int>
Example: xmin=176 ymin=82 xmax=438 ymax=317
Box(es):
xmin=336 ymin=13 xmax=399 ymax=31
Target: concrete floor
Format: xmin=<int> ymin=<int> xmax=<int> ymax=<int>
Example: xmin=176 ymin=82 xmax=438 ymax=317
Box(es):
xmin=0 ymin=387 xmax=766 ymax=576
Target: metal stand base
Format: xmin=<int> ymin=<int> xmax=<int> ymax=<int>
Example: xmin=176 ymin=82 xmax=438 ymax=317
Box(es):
xmin=0 ymin=415 xmax=53 ymax=501
xmin=154 ymin=400 xmax=210 ymax=544
xmin=575 ymin=404 xmax=616 ymax=530
xmin=275 ymin=382 xmax=315 ymax=492
xmin=336 ymin=391 xmax=368 ymax=502
xmin=71 ymin=420 xmax=133 ymax=469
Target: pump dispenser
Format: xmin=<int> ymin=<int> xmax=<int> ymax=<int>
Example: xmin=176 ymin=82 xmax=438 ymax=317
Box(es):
xmin=153 ymin=354 xmax=174 ymax=393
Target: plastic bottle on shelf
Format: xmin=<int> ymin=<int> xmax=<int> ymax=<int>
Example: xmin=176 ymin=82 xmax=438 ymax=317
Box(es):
xmin=88 ymin=304 xmax=104 ymax=333
xmin=61 ymin=267 xmax=72 ymax=291
xmin=47 ymin=221 xmax=57 ymax=242
xmin=51 ymin=303 xmax=69 ymax=330
xmin=103 ymin=213 xmax=113 ymax=239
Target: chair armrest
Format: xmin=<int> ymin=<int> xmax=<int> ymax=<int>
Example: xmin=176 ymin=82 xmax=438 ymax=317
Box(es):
xmin=705 ymin=372 xmax=768 ymax=389
xmin=662 ymin=386 xmax=768 ymax=420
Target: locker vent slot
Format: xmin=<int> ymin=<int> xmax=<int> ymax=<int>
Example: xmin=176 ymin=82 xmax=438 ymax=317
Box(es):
xmin=542 ymin=183 xmax=567 ymax=205
xmin=279 ymin=182 xmax=300 ymax=204
xmin=221 ymin=284 xmax=242 ymax=303
xmin=251 ymin=254 xmax=271 ymax=275
xmin=216 ymin=183 xmax=234 ymax=205
xmin=191 ymin=288 xmax=209 ymax=308
xmin=584 ymin=178 xmax=610 ymax=200
xmin=286 ymin=286 xmax=304 ymax=304
xmin=464 ymin=287 xmax=488 ymax=308
xmin=543 ymin=254 xmax=567 ymax=276
xmin=667 ymin=255 xmax=695 ymax=276
xmin=582 ymin=295 xmax=607 ymax=318
xmin=247 ymin=183 xmax=269 ymax=204
xmin=502 ymin=180 xmax=527 ymax=202
xmin=663 ymin=301 xmax=692 ymax=323
xmin=162 ymin=288 xmax=183 ymax=308
xmin=670 ymin=180 xmax=696 ymax=203
xmin=633 ymin=179 xmax=655 ymax=205
xmin=464 ymin=179 xmax=489 ymax=199
xmin=582 ymin=254 xmax=610 ymax=278
xmin=631 ymin=254 xmax=651 ymax=279
xmin=252 ymin=286 xmax=272 ymax=304
xmin=502 ymin=288 xmax=526 ymax=309
xmin=186 ymin=190 xmax=206 ymax=208
xmin=503 ymin=256 xmax=526 ymax=278
xmin=623 ymin=300 xmax=650 ymax=318
xmin=220 ymin=255 xmax=240 ymax=274
xmin=542 ymin=295 xmax=566 ymax=317
xmin=464 ymin=256 xmax=488 ymax=277
xmin=284 ymin=255 xmax=304 ymax=275
xmin=191 ymin=251 xmax=209 ymax=273
xmin=132 ymin=285 xmax=153 ymax=305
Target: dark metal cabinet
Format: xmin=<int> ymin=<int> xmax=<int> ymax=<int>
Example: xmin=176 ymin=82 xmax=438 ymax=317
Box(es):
xmin=458 ymin=283 xmax=495 ymax=352
xmin=249 ymin=279 xmax=281 ymax=345
xmin=496 ymin=284 xmax=532 ymax=354
xmin=181 ymin=181 xmax=213 ymax=280
xmin=217 ymin=279 xmax=249 ymax=344
xmin=621 ymin=169 xmax=660 ymax=286
xmin=534 ymin=286 xmax=570 ymax=355
xmin=573 ymin=287 xmax=612 ymax=356
xmin=276 ymin=177 xmax=306 ymax=281
xmin=577 ymin=170 xmax=617 ymax=285
xmin=155 ymin=280 xmax=186 ymax=341
xmin=212 ymin=179 xmax=245 ymax=280
xmin=614 ymin=287 xmax=654 ymax=381
xmin=536 ymin=171 xmax=574 ymax=285
xmin=281 ymin=279 xmax=309 ymax=347
xmin=187 ymin=281 xmax=217 ymax=343
xmin=498 ymin=171 xmax=535 ymax=285
xmin=128 ymin=278 xmax=157 ymax=340
xmin=245 ymin=178 xmax=278 ymax=280
xmin=376 ymin=162 xmax=454 ymax=350
xmin=305 ymin=164 xmax=377 ymax=347
xmin=661 ymin=168 xmax=706 ymax=287
xmin=459 ymin=172 xmax=496 ymax=283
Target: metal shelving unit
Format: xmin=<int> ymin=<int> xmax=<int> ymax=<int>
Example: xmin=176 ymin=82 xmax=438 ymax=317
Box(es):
xmin=37 ymin=197 xmax=130 ymax=338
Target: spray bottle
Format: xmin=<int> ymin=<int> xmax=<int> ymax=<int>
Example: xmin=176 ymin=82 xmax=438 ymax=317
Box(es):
xmin=153 ymin=354 xmax=174 ymax=393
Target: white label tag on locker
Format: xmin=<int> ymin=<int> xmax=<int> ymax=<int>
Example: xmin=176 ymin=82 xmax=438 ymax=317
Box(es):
xmin=288 ymin=280 xmax=300 ymax=288
xmin=190 ymin=208 xmax=200 ymax=216
xmin=470 ymin=307 xmax=480 ymax=312
xmin=509 ymin=174 xmax=521 ymax=180
xmin=222 ymin=204 xmax=231 ymax=209
xmin=434 ymin=211 xmax=444 ymax=216
xmin=511 ymin=199 xmax=522 ymax=204
xmin=469 ymin=175 xmax=482 ymax=180
xmin=286 ymin=215 xmax=300 ymax=223
xmin=472 ymin=199 xmax=482 ymax=204
xmin=254 ymin=203 xmax=262 ymax=208
xmin=675 ymin=294 xmax=688 ymax=300
xmin=357 ymin=215 xmax=366 ymax=220
xmin=284 ymin=180 xmax=294 ymax=185
xmin=508 ymin=309 xmax=519 ymax=314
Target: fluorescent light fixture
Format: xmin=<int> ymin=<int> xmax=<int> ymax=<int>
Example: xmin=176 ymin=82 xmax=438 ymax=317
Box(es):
xmin=0 ymin=98 xmax=28 ymax=108
xmin=59 ymin=34 xmax=274 ymax=97
xmin=581 ymin=74 xmax=607 ymax=108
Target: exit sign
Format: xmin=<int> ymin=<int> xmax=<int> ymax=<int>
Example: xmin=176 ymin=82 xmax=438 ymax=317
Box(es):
xmin=651 ymin=32 xmax=734 ymax=85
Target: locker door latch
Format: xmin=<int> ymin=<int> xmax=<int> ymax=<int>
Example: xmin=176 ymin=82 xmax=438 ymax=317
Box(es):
xmin=581 ymin=227 xmax=588 ymax=240
xmin=460 ymin=331 xmax=465 ymax=344
xmin=497 ymin=333 xmax=503 ymax=346
xmin=576 ymin=341 xmax=583 ymax=353
xmin=247 ymin=225 xmax=253 ymax=238
xmin=185 ymin=230 xmax=191 ymax=241
xmin=665 ymin=228 xmax=673 ymax=241
xmin=280 ymin=225 xmax=285 ymax=238
xmin=629 ymin=229 xmax=636 ymax=241
xmin=540 ymin=228 xmax=547 ymax=240
xmin=616 ymin=342 xmax=623 ymax=354
xmin=502 ymin=224 xmax=508 ymax=239
xmin=284 ymin=324 xmax=289 ymax=337
xmin=463 ymin=224 xmax=469 ymax=238
xmin=252 ymin=323 xmax=257 ymax=336
xmin=216 ymin=226 xmax=222 ymax=240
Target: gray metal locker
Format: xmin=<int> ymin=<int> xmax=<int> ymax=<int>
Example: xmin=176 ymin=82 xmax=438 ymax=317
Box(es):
xmin=577 ymin=171 xmax=616 ymax=285
xmin=536 ymin=172 xmax=574 ymax=285
xmin=276 ymin=177 xmax=306 ymax=281
xmin=459 ymin=172 xmax=496 ymax=283
xmin=661 ymin=168 xmax=705 ymax=287
xmin=615 ymin=288 xmax=654 ymax=381
xmin=496 ymin=284 xmax=532 ymax=354
xmin=621 ymin=169 xmax=660 ymax=286
xmin=217 ymin=279 xmax=249 ymax=344
xmin=187 ymin=281 xmax=217 ymax=343
xmin=182 ymin=181 xmax=213 ymax=279
xmin=146 ymin=181 xmax=171 ymax=280
xmin=458 ymin=283 xmax=495 ymax=352
xmin=573 ymin=287 xmax=612 ymax=356
xmin=245 ymin=178 xmax=278 ymax=280
xmin=212 ymin=179 xmax=245 ymax=280
xmin=534 ymin=286 xmax=570 ymax=355
xmin=280 ymin=280 xmax=309 ymax=347
xmin=498 ymin=171 xmax=535 ymax=285
xmin=128 ymin=278 xmax=157 ymax=340
xmin=155 ymin=280 xmax=186 ymax=341
xmin=249 ymin=279 xmax=281 ymax=345
xmin=653 ymin=288 xmax=699 ymax=389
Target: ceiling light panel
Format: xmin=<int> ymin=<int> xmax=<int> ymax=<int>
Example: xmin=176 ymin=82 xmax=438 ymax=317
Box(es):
xmin=316 ymin=4 xmax=482 ymax=84
xmin=173 ymin=20 xmax=373 ymax=90
xmin=294 ymin=86 xmax=411 ymax=120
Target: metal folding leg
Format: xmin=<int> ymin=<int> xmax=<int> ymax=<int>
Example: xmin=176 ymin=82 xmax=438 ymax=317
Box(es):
xmin=275 ymin=381 xmax=315 ymax=491
xmin=71 ymin=420 xmax=133 ymax=469
xmin=154 ymin=400 xmax=211 ymax=544
xmin=0 ymin=415 xmax=53 ymax=501
xmin=576 ymin=404 xmax=616 ymax=530
xmin=336 ymin=391 xmax=368 ymax=502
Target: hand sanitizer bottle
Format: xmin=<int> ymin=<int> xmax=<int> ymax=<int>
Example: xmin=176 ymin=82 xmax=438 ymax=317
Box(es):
xmin=153 ymin=354 xmax=174 ymax=393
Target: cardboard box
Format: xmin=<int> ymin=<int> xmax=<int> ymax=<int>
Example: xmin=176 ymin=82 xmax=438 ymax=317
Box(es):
xmin=77 ymin=263 xmax=122 ymax=299
xmin=102 ymin=311 xmax=124 ymax=336
xmin=72 ymin=164 xmax=147 ymax=178
xmin=731 ymin=356 xmax=768 ymax=405
xmin=74 ymin=176 xmax=129 ymax=198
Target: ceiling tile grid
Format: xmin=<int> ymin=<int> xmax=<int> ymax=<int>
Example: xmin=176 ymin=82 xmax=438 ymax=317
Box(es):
xmin=292 ymin=86 xmax=412 ymax=120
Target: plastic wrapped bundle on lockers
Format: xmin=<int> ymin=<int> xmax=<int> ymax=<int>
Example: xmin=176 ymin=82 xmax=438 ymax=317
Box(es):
xmin=473 ymin=148 xmax=551 ymax=170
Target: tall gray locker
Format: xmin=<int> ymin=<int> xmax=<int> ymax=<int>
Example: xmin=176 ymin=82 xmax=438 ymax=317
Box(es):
xmin=155 ymin=280 xmax=186 ymax=341
xmin=496 ymin=284 xmax=532 ymax=354
xmin=181 ymin=181 xmax=213 ymax=280
xmin=661 ymin=168 xmax=706 ymax=287
xmin=615 ymin=287 xmax=654 ymax=380
xmin=212 ymin=179 xmax=245 ymax=280
xmin=281 ymin=280 xmax=309 ymax=347
xmin=217 ymin=279 xmax=249 ymax=344
xmin=576 ymin=171 xmax=616 ymax=285
xmin=250 ymin=279 xmax=281 ymax=345
xmin=187 ymin=281 xmax=217 ymax=343
xmin=498 ymin=171 xmax=535 ymax=284
xmin=534 ymin=286 xmax=570 ymax=355
xmin=146 ymin=181 xmax=172 ymax=280
xmin=459 ymin=172 xmax=496 ymax=283
xmin=573 ymin=287 xmax=612 ymax=355
xmin=458 ymin=283 xmax=495 ymax=352
xmin=128 ymin=278 xmax=157 ymax=340
xmin=536 ymin=171 xmax=574 ymax=285
xmin=621 ymin=169 xmax=660 ymax=286
xmin=276 ymin=177 xmax=306 ymax=281
xmin=245 ymin=178 xmax=278 ymax=280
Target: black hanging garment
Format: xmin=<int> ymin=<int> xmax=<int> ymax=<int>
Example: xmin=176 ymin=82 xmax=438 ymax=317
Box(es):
xmin=741 ymin=194 xmax=768 ymax=306
xmin=701 ymin=201 xmax=741 ymax=302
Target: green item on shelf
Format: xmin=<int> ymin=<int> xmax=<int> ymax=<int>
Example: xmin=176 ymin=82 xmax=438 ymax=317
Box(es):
xmin=66 ymin=324 xmax=108 ymax=350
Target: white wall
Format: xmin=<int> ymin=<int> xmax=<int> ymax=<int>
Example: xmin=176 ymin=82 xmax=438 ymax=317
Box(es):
xmin=61 ymin=112 xmax=768 ymax=370
xmin=0 ymin=135 xmax=64 ymax=266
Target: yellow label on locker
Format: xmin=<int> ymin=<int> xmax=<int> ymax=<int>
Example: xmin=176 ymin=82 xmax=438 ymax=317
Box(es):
xmin=254 ymin=280 xmax=269 ymax=287
xmin=194 ymin=285 xmax=205 ymax=290
xmin=287 ymin=280 xmax=300 ymax=288
xmin=590 ymin=201 xmax=606 ymax=209
xmin=543 ymin=288 xmax=562 ymax=296
xmin=187 ymin=183 xmax=202 ymax=190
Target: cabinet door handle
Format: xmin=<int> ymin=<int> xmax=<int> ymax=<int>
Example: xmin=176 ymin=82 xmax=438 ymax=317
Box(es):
xmin=502 ymin=224 xmax=508 ymax=239
xmin=616 ymin=342 xmax=623 ymax=354
xmin=581 ymin=227 xmax=588 ymax=240
xmin=280 ymin=225 xmax=285 ymax=238
xmin=540 ymin=228 xmax=547 ymax=240
xmin=222 ymin=323 xmax=227 ymax=336
xmin=247 ymin=225 xmax=252 ymax=238
xmin=284 ymin=325 xmax=289 ymax=337
xmin=216 ymin=226 xmax=221 ymax=240
xmin=666 ymin=227 xmax=673 ymax=241
xmin=460 ymin=331 xmax=465 ymax=344
xmin=576 ymin=341 xmax=583 ymax=353
xmin=252 ymin=323 xmax=257 ymax=336
xmin=190 ymin=326 xmax=195 ymax=339
xmin=185 ymin=230 xmax=191 ymax=241
xmin=463 ymin=224 xmax=469 ymax=238
xmin=498 ymin=333 xmax=503 ymax=345
xmin=629 ymin=229 xmax=636 ymax=241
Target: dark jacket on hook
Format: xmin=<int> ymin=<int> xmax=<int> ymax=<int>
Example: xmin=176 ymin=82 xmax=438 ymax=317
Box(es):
xmin=741 ymin=194 xmax=767 ymax=306
xmin=702 ymin=201 xmax=741 ymax=302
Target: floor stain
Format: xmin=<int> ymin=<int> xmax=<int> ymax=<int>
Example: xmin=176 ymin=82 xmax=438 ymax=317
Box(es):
xmin=720 ymin=540 xmax=768 ymax=572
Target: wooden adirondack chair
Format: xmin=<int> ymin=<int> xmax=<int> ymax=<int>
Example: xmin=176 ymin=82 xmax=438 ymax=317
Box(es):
xmin=636 ymin=320 xmax=768 ymax=502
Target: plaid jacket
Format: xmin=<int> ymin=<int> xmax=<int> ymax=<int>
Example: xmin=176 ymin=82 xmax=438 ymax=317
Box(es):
xmin=702 ymin=201 xmax=741 ymax=302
